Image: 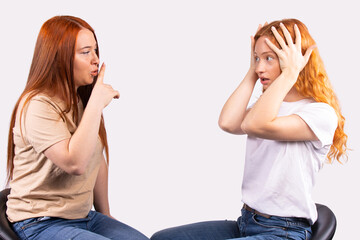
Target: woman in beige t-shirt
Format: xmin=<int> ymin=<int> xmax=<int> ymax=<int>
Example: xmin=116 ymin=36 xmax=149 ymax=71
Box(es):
xmin=6 ymin=15 xmax=149 ymax=240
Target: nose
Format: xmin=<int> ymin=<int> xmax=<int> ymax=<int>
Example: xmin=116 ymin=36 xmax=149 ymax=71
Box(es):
xmin=255 ymin=60 xmax=265 ymax=75
xmin=91 ymin=51 xmax=100 ymax=66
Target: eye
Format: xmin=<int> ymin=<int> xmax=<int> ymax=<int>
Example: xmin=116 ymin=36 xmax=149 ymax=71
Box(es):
xmin=81 ymin=51 xmax=90 ymax=55
xmin=266 ymin=56 xmax=274 ymax=61
xmin=255 ymin=57 xmax=260 ymax=62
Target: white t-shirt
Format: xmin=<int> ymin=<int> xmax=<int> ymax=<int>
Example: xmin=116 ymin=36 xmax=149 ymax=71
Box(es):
xmin=241 ymin=99 xmax=337 ymax=224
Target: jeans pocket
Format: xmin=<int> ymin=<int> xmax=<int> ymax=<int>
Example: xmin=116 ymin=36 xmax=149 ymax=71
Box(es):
xmin=252 ymin=215 xmax=287 ymax=230
xmin=12 ymin=217 xmax=53 ymax=240
xmin=21 ymin=217 xmax=52 ymax=230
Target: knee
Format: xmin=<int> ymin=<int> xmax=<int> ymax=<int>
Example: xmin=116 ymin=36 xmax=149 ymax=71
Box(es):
xmin=151 ymin=229 xmax=178 ymax=240
xmin=150 ymin=230 xmax=167 ymax=240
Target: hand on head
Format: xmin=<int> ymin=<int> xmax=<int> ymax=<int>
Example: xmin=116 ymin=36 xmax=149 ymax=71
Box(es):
xmin=265 ymin=23 xmax=316 ymax=75
xmin=250 ymin=22 xmax=268 ymax=72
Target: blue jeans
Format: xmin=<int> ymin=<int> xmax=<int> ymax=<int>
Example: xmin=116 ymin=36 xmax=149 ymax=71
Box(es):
xmin=151 ymin=208 xmax=312 ymax=240
xmin=12 ymin=210 xmax=149 ymax=240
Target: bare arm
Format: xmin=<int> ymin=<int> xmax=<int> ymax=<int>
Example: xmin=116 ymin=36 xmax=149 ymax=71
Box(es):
xmin=93 ymin=156 xmax=111 ymax=216
xmin=218 ymin=70 xmax=257 ymax=134
xmin=218 ymin=26 xmax=264 ymax=134
xmin=44 ymin=64 xmax=120 ymax=175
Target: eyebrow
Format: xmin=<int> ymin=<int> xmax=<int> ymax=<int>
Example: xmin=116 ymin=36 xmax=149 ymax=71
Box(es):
xmin=78 ymin=45 xmax=97 ymax=51
xmin=254 ymin=51 xmax=275 ymax=56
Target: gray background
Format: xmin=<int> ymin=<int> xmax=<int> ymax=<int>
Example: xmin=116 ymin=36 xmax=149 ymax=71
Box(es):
xmin=1 ymin=1 xmax=359 ymax=239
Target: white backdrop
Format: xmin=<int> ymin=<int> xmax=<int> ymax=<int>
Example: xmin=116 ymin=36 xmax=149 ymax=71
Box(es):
xmin=1 ymin=1 xmax=359 ymax=239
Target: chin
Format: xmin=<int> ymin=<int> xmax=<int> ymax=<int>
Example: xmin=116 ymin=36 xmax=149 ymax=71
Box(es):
xmin=87 ymin=77 xmax=95 ymax=85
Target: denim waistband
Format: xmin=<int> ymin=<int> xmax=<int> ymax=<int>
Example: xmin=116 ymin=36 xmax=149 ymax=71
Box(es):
xmin=243 ymin=204 xmax=311 ymax=227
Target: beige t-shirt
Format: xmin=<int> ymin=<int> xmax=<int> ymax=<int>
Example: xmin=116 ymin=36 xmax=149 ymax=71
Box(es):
xmin=7 ymin=94 xmax=103 ymax=222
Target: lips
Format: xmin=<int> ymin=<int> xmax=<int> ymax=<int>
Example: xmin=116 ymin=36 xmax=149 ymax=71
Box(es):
xmin=90 ymin=70 xmax=98 ymax=76
xmin=260 ymin=78 xmax=270 ymax=85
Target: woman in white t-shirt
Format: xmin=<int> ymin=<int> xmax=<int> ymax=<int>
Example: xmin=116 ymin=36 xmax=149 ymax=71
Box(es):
xmin=151 ymin=18 xmax=348 ymax=240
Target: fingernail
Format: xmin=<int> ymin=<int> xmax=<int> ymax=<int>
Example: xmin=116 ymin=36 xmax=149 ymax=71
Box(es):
xmin=271 ymin=26 xmax=275 ymax=30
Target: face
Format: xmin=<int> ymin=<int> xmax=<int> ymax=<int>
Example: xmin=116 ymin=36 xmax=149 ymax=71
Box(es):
xmin=254 ymin=36 xmax=281 ymax=91
xmin=73 ymin=29 xmax=99 ymax=89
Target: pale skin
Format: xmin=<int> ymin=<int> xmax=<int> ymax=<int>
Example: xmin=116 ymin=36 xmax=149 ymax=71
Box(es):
xmin=43 ymin=29 xmax=119 ymax=217
xmin=219 ymin=23 xmax=317 ymax=141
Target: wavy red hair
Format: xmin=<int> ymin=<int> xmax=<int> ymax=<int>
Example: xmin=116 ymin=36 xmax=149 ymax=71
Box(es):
xmin=6 ymin=16 xmax=109 ymax=185
xmin=254 ymin=19 xmax=347 ymax=163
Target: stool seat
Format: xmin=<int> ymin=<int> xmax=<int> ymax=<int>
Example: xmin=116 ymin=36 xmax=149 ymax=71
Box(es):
xmin=311 ymin=203 xmax=337 ymax=240
xmin=0 ymin=188 xmax=20 ymax=240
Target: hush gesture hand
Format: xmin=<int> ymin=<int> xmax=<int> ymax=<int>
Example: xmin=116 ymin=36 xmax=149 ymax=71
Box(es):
xmin=90 ymin=63 xmax=120 ymax=111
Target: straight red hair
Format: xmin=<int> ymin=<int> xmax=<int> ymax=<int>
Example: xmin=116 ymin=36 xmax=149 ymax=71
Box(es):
xmin=254 ymin=19 xmax=348 ymax=163
xmin=6 ymin=16 xmax=109 ymax=185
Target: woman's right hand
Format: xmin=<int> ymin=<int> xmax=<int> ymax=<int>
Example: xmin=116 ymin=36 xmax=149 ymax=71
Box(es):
xmin=219 ymin=24 xmax=267 ymax=134
xmin=90 ymin=63 xmax=120 ymax=111
xmin=249 ymin=23 xmax=267 ymax=75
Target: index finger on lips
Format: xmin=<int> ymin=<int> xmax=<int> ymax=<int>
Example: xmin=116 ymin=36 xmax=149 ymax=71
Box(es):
xmin=96 ymin=63 xmax=106 ymax=84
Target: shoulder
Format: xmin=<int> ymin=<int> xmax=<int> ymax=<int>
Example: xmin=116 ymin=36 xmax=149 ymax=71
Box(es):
xmin=295 ymin=101 xmax=338 ymax=147
xmin=19 ymin=93 xmax=67 ymax=122
xmin=23 ymin=94 xmax=65 ymax=112
xmin=296 ymin=101 xmax=337 ymax=124
xmin=298 ymin=101 xmax=336 ymax=113
xmin=30 ymin=94 xmax=63 ymax=106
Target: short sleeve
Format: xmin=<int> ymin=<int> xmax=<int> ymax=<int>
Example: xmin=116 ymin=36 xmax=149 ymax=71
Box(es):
xmin=295 ymin=103 xmax=337 ymax=148
xmin=23 ymin=96 xmax=71 ymax=153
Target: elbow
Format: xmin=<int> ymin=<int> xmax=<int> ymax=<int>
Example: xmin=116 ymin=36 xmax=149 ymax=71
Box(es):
xmin=66 ymin=162 xmax=87 ymax=176
xmin=241 ymin=119 xmax=271 ymax=137
xmin=218 ymin=118 xmax=241 ymax=134
xmin=69 ymin=167 xmax=86 ymax=176
xmin=240 ymin=119 xmax=256 ymax=135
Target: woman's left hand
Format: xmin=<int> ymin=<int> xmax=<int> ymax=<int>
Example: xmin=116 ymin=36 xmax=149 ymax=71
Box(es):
xmin=265 ymin=23 xmax=316 ymax=77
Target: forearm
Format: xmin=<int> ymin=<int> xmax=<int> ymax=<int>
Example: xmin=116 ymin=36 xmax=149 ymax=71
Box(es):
xmin=218 ymin=69 xmax=258 ymax=134
xmin=67 ymin=101 xmax=103 ymax=173
xmin=43 ymin=102 xmax=103 ymax=175
xmin=93 ymin=157 xmax=110 ymax=216
xmin=44 ymin=63 xmax=119 ymax=175
xmin=242 ymin=70 xmax=298 ymax=132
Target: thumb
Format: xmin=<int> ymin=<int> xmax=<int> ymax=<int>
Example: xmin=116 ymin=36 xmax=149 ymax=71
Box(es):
xmin=304 ymin=45 xmax=316 ymax=63
xmin=96 ymin=63 xmax=106 ymax=84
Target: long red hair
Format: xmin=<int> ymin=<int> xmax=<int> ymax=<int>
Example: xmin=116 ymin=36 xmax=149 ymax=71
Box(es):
xmin=6 ymin=16 xmax=109 ymax=185
xmin=254 ymin=19 xmax=347 ymax=163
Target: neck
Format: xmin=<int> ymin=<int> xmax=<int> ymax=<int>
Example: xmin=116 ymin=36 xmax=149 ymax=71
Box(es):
xmin=283 ymin=87 xmax=306 ymax=102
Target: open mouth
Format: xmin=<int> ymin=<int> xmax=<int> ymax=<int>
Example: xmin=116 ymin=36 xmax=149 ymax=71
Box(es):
xmin=260 ymin=78 xmax=270 ymax=85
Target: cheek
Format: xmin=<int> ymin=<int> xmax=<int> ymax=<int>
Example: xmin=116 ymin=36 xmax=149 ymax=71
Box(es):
xmin=74 ymin=54 xmax=89 ymax=69
xmin=269 ymin=63 xmax=281 ymax=77
xmin=73 ymin=59 xmax=88 ymax=75
xmin=73 ymin=61 xmax=89 ymax=83
xmin=73 ymin=58 xmax=81 ymax=74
